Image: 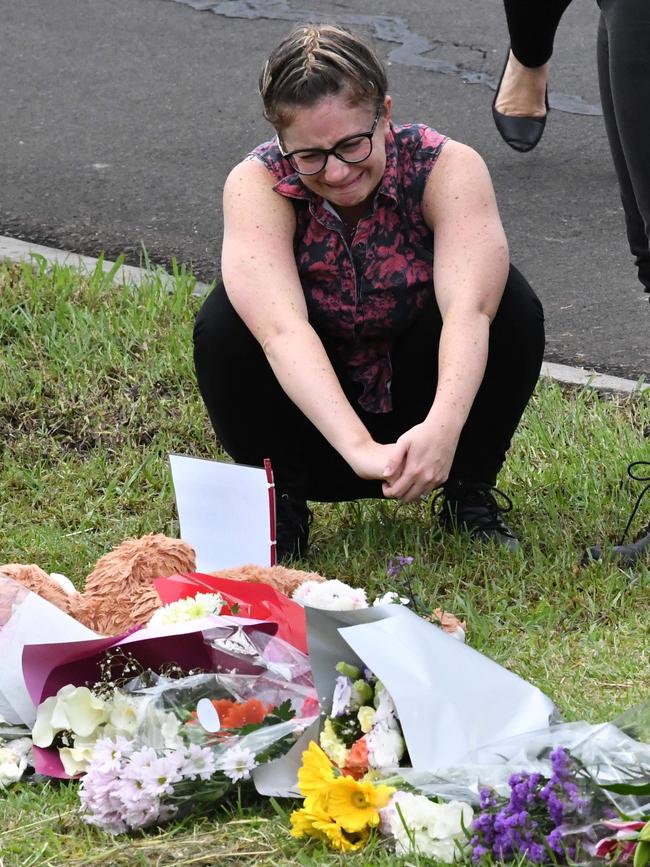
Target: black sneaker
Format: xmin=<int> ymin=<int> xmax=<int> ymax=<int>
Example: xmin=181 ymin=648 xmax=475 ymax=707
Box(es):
xmin=434 ymin=480 xmax=520 ymax=552
xmin=276 ymin=492 xmax=313 ymax=562
xmin=583 ymin=461 xmax=650 ymax=568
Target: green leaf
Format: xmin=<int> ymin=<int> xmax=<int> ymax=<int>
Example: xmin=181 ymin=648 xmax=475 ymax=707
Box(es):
xmin=335 ymin=662 xmax=360 ymax=680
xmin=268 ymin=699 xmax=294 ymax=723
xmin=601 ymin=782 xmax=650 ymax=796
xmin=634 ymin=840 xmax=650 ymax=867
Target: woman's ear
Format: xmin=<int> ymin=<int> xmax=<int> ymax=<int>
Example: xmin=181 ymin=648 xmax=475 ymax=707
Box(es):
xmin=383 ymin=94 xmax=393 ymax=124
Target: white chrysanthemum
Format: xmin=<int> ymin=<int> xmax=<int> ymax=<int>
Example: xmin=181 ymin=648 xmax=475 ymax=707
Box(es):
xmin=181 ymin=744 xmax=216 ymax=781
xmin=90 ymin=735 xmax=134 ymax=774
xmin=217 ymin=744 xmax=258 ymax=782
xmin=149 ymin=592 xmax=225 ymax=626
xmin=292 ymin=579 xmax=368 ymax=610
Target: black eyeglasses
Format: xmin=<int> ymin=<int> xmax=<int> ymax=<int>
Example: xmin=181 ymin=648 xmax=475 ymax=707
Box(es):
xmin=279 ymin=109 xmax=382 ymax=176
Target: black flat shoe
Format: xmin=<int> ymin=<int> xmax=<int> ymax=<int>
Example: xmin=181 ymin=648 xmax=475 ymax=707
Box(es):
xmin=492 ymin=51 xmax=548 ymax=153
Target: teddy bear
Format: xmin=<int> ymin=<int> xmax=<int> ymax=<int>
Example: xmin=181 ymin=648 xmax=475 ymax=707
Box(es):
xmin=0 ymin=534 xmax=325 ymax=636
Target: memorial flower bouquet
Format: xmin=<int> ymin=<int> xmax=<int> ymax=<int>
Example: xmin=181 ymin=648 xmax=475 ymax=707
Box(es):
xmin=290 ymin=741 xmax=473 ymax=861
xmin=79 ymin=676 xmax=309 ymax=834
xmin=26 ymin=614 xmax=318 ymax=832
xmin=319 ymin=660 xmax=406 ymax=778
xmin=469 ymin=746 xmax=593 ymax=864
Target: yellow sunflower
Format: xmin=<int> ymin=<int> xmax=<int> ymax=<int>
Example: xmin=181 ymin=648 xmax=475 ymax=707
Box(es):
xmin=326 ymin=776 xmax=395 ymax=834
xmin=297 ymin=741 xmax=336 ymax=806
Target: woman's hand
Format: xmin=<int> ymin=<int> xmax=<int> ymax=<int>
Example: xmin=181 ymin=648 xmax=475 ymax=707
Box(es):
xmin=380 ymin=420 xmax=460 ymax=502
xmin=346 ymin=439 xmax=405 ymax=483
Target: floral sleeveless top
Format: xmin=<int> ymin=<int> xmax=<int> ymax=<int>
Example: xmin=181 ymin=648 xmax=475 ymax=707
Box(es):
xmin=249 ymin=124 xmax=447 ymax=413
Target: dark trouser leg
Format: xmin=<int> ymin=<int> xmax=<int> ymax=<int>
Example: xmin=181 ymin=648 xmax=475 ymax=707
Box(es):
xmin=597 ymin=0 xmax=650 ymax=294
xmin=446 ymin=265 xmax=545 ymax=486
xmin=504 ymin=0 xmax=574 ymax=67
xmin=193 ymin=283 xmax=311 ymax=496
xmin=193 ymin=283 xmax=383 ymax=502
xmin=371 ymin=265 xmax=544 ymax=488
xmin=193 ymin=267 xmax=543 ymax=502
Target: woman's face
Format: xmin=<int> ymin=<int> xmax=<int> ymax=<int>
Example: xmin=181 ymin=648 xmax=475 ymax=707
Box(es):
xmin=278 ymin=93 xmax=392 ymax=210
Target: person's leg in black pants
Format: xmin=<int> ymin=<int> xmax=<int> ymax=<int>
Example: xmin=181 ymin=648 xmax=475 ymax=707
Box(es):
xmin=193 ymin=267 xmax=544 ymax=555
xmin=586 ymin=0 xmax=650 ymax=566
xmin=597 ymin=0 xmax=650 ymax=295
xmin=504 ymin=0 xmax=575 ymax=68
xmin=494 ymin=0 xmax=574 ymax=151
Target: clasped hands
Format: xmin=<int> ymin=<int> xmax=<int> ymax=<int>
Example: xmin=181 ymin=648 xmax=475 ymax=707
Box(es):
xmin=349 ymin=421 xmax=459 ymax=504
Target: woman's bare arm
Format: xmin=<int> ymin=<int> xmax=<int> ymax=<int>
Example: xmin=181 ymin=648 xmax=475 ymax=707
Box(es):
xmin=382 ymin=141 xmax=509 ymax=501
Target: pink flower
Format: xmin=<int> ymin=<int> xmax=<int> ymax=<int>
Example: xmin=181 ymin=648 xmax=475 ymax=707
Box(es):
xmin=301 ymin=696 xmax=320 ymax=718
xmin=594 ymin=820 xmax=646 ymax=862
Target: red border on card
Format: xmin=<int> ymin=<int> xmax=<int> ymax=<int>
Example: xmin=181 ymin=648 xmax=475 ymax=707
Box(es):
xmin=264 ymin=458 xmax=276 ymax=566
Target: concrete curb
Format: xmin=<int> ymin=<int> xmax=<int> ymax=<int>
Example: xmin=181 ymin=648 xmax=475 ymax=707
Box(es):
xmin=0 ymin=234 xmax=212 ymax=296
xmin=2 ymin=234 xmax=647 ymax=395
xmin=541 ymin=361 xmax=647 ymax=395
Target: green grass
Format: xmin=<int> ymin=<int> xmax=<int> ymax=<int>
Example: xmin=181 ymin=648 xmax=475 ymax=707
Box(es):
xmin=1 ymin=257 xmax=649 ymax=866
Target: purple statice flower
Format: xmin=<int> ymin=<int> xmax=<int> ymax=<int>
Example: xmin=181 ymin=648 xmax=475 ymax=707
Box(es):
xmin=386 ymin=556 xmax=414 ymax=579
xmin=547 ymin=826 xmax=564 ymax=854
xmin=470 ymin=747 xmax=590 ymax=865
xmin=539 ymin=747 xmax=589 ymax=822
xmin=479 ymin=786 xmax=497 ymax=810
xmin=526 ymin=841 xmax=547 ymax=863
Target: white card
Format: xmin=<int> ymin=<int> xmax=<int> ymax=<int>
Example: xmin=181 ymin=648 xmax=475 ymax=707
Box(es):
xmin=169 ymin=454 xmax=274 ymax=572
xmin=196 ymin=697 xmax=221 ymax=733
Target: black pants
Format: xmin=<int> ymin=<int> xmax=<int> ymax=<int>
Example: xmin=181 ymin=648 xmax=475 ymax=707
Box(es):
xmin=193 ymin=265 xmax=544 ymax=502
xmin=503 ymin=0 xmax=650 ymax=294
xmin=503 ymin=0 xmax=574 ymax=67
xmin=597 ymin=0 xmax=650 ymax=294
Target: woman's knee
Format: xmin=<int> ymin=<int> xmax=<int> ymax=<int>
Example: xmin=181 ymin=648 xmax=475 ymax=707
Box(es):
xmin=194 ymin=283 xmax=247 ymax=350
xmin=493 ymin=265 xmax=545 ymax=342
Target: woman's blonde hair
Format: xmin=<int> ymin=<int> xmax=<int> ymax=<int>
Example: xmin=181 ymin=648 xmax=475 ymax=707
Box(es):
xmin=259 ymin=24 xmax=387 ymax=128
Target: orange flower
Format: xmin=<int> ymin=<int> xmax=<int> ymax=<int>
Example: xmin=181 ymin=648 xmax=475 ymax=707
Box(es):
xmin=431 ymin=608 xmax=466 ymax=636
xmin=188 ymin=698 xmax=271 ymax=731
xmin=342 ymin=737 xmax=369 ymax=780
xmin=213 ymin=698 xmax=270 ymax=728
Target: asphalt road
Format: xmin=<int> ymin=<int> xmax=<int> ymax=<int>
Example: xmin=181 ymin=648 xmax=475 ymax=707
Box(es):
xmin=1 ymin=0 xmax=648 ymax=378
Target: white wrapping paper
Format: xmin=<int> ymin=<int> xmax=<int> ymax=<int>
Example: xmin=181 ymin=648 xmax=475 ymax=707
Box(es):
xmin=0 ymin=575 xmax=99 ymax=726
xmin=254 ymin=603 xmax=556 ymax=797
